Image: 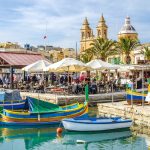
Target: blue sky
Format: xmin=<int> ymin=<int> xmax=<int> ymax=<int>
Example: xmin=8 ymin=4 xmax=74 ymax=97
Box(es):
xmin=0 ymin=0 xmax=149 ymax=49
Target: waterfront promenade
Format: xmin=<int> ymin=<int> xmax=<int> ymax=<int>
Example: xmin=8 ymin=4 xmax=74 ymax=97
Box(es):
xmin=20 ymin=88 xmax=146 ymax=105
xmin=20 ymin=91 xmax=125 ymax=105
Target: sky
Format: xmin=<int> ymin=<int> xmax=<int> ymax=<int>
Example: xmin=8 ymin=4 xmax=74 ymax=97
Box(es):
xmin=0 ymin=0 xmax=149 ymax=49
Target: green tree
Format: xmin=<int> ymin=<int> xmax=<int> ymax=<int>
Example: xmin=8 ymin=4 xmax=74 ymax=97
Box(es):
xmin=117 ymin=38 xmax=140 ymax=64
xmin=80 ymin=48 xmax=93 ymax=63
xmin=141 ymin=46 xmax=150 ymax=61
xmin=79 ymin=48 xmax=93 ymax=78
xmin=90 ymin=38 xmax=117 ymax=61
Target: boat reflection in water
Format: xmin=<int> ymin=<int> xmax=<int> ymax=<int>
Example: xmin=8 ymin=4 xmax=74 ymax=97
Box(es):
xmin=0 ymin=127 xmax=58 ymax=150
xmin=62 ymin=129 xmax=132 ymax=145
xmin=0 ymin=127 xmax=148 ymax=150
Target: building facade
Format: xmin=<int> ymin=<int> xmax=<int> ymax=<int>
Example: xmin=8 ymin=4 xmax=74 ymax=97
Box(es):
xmin=108 ymin=16 xmax=139 ymax=64
xmin=80 ymin=15 xmax=142 ymax=64
xmin=49 ymin=48 xmax=76 ymax=62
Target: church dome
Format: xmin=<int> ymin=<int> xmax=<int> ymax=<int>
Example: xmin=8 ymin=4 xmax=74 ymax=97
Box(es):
xmin=118 ymin=16 xmax=137 ymax=34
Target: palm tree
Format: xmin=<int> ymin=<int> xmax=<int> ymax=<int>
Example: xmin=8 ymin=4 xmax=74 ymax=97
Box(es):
xmin=117 ymin=38 xmax=140 ymax=64
xmin=90 ymin=38 xmax=117 ymax=61
xmin=141 ymin=46 xmax=150 ymax=61
xmin=80 ymin=48 xmax=94 ymax=78
xmin=80 ymin=48 xmax=94 ymax=63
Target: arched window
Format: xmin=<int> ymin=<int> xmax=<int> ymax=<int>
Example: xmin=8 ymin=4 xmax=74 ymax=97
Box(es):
xmin=98 ymin=30 xmax=101 ymax=36
xmin=104 ymin=30 xmax=107 ymax=37
xmin=82 ymin=32 xmax=85 ymax=38
xmin=87 ymin=32 xmax=90 ymax=38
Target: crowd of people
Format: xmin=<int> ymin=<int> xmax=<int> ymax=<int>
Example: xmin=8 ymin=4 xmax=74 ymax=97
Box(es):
xmin=0 ymin=71 xmax=149 ymax=94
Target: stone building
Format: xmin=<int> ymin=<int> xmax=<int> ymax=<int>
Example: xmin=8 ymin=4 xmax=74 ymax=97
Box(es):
xmin=49 ymin=48 xmax=76 ymax=62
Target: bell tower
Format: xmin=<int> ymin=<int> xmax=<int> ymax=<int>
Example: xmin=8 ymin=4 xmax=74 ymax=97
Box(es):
xmin=80 ymin=17 xmax=94 ymax=52
xmin=96 ymin=14 xmax=108 ymax=39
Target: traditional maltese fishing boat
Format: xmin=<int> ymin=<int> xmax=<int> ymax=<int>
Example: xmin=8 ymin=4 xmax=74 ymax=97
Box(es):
xmin=0 ymin=96 xmax=88 ymax=126
xmin=0 ymin=90 xmax=25 ymax=109
xmin=126 ymin=90 xmax=147 ymax=105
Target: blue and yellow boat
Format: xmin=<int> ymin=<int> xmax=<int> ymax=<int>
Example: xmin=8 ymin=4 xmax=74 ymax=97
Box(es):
xmin=0 ymin=90 xmax=25 ymax=109
xmin=126 ymin=90 xmax=147 ymax=105
xmin=0 ymin=96 xmax=88 ymax=126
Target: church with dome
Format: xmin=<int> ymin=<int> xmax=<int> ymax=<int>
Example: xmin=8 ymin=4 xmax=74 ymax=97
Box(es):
xmin=80 ymin=15 xmax=141 ymax=64
xmin=118 ymin=16 xmax=138 ymax=40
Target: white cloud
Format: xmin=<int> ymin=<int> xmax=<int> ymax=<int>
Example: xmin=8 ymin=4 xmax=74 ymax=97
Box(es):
xmin=0 ymin=0 xmax=149 ymax=48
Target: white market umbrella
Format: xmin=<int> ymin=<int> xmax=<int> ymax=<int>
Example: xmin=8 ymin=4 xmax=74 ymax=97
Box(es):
xmin=118 ymin=64 xmax=150 ymax=72
xmin=86 ymin=59 xmax=119 ymax=70
xmin=45 ymin=58 xmax=88 ymax=72
xmin=22 ymin=60 xmax=51 ymax=72
xmin=45 ymin=58 xmax=89 ymax=86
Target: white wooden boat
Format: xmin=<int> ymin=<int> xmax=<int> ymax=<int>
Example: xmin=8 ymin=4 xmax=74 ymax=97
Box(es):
xmin=62 ymin=117 xmax=132 ymax=131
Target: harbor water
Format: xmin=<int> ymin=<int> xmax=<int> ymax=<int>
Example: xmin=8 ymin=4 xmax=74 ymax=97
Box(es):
xmin=0 ymin=107 xmax=149 ymax=150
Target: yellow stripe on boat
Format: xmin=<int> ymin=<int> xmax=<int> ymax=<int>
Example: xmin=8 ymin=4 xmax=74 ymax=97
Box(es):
xmin=126 ymin=90 xmax=147 ymax=96
xmin=4 ymin=103 xmax=84 ymax=115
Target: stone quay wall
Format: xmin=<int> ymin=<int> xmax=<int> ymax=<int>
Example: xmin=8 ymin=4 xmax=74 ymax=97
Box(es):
xmin=20 ymin=89 xmax=146 ymax=105
xmin=98 ymin=103 xmax=150 ymax=135
xmin=20 ymin=91 xmax=125 ymax=105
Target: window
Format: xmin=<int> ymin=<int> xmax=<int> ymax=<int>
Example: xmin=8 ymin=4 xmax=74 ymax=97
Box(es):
xmin=104 ymin=30 xmax=107 ymax=37
xmin=108 ymin=58 xmax=112 ymax=63
xmin=87 ymin=32 xmax=90 ymax=38
xmin=98 ymin=30 xmax=101 ymax=36
xmin=82 ymin=32 xmax=85 ymax=38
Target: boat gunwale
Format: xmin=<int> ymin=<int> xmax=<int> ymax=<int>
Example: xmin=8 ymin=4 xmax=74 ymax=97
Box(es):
xmin=62 ymin=119 xmax=132 ymax=124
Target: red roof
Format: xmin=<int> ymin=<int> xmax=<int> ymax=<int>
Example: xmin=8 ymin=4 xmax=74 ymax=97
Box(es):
xmin=0 ymin=52 xmax=45 ymax=67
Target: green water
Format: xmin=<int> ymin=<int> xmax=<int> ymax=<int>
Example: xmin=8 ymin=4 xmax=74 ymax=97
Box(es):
xmin=0 ymin=127 xmax=148 ymax=150
xmin=0 ymin=107 xmax=149 ymax=150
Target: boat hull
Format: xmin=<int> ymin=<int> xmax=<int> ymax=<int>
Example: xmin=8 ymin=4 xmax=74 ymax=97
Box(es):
xmin=126 ymin=90 xmax=147 ymax=105
xmin=62 ymin=118 xmax=132 ymax=131
xmin=0 ymin=101 xmax=26 ymax=110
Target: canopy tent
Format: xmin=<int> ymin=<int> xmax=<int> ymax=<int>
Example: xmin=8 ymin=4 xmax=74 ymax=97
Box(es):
xmin=128 ymin=64 xmax=150 ymax=71
xmin=44 ymin=58 xmax=88 ymax=72
xmin=86 ymin=59 xmax=119 ymax=70
xmin=22 ymin=60 xmax=51 ymax=72
xmin=0 ymin=90 xmax=22 ymax=102
xmin=118 ymin=64 xmax=150 ymax=72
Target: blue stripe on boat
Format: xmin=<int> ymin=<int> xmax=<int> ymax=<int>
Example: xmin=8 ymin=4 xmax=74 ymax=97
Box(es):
xmin=126 ymin=94 xmax=145 ymax=101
